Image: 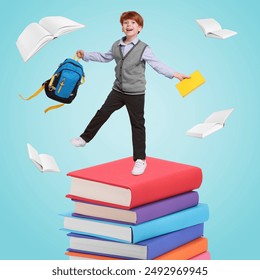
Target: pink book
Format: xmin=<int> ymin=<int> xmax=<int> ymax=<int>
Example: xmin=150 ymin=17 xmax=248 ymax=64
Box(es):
xmin=189 ymin=251 xmax=211 ymax=260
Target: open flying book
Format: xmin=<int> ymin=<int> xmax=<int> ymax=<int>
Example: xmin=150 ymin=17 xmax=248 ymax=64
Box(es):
xmin=186 ymin=108 xmax=234 ymax=138
xmin=196 ymin=18 xmax=237 ymax=39
xmin=16 ymin=16 xmax=85 ymax=62
xmin=176 ymin=70 xmax=205 ymax=97
xmin=27 ymin=143 xmax=60 ymax=172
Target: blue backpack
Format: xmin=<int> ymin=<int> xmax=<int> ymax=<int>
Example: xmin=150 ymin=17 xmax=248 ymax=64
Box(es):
xmin=20 ymin=56 xmax=85 ymax=113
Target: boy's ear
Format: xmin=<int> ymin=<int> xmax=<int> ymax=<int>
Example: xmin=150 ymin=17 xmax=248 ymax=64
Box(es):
xmin=138 ymin=26 xmax=142 ymax=33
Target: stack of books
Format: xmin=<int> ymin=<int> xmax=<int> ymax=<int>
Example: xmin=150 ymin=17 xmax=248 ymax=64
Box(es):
xmin=62 ymin=157 xmax=210 ymax=260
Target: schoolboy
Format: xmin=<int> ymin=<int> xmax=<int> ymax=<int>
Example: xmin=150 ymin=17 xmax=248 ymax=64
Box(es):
xmin=71 ymin=11 xmax=189 ymax=175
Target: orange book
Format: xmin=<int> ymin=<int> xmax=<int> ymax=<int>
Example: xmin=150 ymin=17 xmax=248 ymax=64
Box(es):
xmin=65 ymin=237 xmax=208 ymax=260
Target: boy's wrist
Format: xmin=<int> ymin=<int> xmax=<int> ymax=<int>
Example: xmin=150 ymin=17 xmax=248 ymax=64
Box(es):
xmin=173 ymin=72 xmax=191 ymax=81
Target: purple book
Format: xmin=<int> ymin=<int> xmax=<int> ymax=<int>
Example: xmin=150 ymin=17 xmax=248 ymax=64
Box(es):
xmin=67 ymin=223 xmax=204 ymax=260
xmin=71 ymin=191 xmax=199 ymax=224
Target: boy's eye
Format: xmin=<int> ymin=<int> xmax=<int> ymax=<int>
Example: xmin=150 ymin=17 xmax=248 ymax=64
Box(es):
xmin=123 ymin=20 xmax=136 ymax=25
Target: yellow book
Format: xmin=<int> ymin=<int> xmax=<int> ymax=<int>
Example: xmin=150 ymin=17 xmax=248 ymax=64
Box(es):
xmin=176 ymin=70 xmax=205 ymax=97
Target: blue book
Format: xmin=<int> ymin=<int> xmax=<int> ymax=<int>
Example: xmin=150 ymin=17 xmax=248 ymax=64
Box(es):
xmin=67 ymin=223 xmax=204 ymax=260
xmin=62 ymin=203 xmax=209 ymax=243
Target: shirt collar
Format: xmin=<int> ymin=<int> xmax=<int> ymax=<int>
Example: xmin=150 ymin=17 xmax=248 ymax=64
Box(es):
xmin=119 ymin=36 xmax=139 ymax=46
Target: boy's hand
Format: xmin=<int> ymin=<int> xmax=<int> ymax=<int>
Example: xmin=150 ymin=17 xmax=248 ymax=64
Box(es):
xmin=76 ymin=50 xmax=85 ymax=59
xmin=173 ymin=72 xmax=190 ymax=81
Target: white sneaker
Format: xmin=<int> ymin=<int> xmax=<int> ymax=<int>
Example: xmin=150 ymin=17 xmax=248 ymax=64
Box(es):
xmin=132 ymin=159 xmax=147 ymax=176
xmin=70 ymin=137 xmax=86 ymax=147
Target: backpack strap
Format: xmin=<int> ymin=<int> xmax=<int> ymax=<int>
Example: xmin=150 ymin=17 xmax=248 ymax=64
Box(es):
xmin=44 ymin=103 xmax=65 ymax=113
xmin=73 ymin=53 xmax=80 ymax=61
xmin=81 ymin=75 xmax=86 ymax=85
xmin=19 ymin=84 xmax=45 ymax=100
xmin=73 ymin=53 xmax=86 ymax=85
xmin=48 ymin=74 xmax=58 ymax=91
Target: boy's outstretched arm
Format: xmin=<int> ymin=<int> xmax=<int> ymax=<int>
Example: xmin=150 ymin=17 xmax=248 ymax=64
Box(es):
xmin=75 ymin=49 xmax=113 ymax=63
xmin=173 ymin=72 xmax=190 ymax=81
xmin=143 ymin=47 xmax=190 ymax=81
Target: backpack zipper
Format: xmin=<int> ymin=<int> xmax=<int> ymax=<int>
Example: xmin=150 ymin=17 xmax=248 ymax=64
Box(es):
xmin=58 ymin=78 xmax=65 ymax=94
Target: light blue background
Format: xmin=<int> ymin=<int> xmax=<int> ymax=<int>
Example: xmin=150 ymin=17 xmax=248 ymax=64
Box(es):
xmin=1 ymin=0 xmax=259 ymax=260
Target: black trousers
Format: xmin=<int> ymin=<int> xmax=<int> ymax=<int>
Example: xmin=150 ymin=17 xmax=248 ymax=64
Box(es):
xmin=80 ymin=89 xmax=146 ymax=161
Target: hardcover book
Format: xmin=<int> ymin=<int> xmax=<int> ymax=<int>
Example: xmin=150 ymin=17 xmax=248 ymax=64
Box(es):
xmin=71 ymin=191 xmax=199 ymax=224
xmin=65 ymin=237 xmax=208 ymax=260
xmin=66 ymin=223 xmax=204 ymax=260
xmin=67 ymin=157 xmax=203 ymax=209
xmin=62 ymin=203 xmax=209 ymax=243
xmin=155 ymin=237 xmax=208 ymax=260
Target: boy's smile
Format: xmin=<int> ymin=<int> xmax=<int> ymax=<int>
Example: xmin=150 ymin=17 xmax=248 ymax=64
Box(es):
xmin=122 ymin=19 xmax=142 ymax=42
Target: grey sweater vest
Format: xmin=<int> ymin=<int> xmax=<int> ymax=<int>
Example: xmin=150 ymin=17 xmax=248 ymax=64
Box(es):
xmin=112 ymin=40 xmax=148 ymax=95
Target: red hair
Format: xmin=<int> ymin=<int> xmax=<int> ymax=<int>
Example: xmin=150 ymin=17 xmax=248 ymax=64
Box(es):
xmin=120 ymin=11 xmax=144 ymax=28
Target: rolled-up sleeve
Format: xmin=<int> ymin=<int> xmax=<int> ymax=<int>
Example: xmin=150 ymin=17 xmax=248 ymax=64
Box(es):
xmin=143 ymin=46 xmax=176 ymax=79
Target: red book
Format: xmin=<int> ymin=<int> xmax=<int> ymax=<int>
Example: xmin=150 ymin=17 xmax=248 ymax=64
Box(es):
xmin=67 ymin=156 xmax=202 ymax=209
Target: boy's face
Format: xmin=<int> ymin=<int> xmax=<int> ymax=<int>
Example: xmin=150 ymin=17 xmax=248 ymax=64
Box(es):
xmin=122 ymin=19 xmax=142 ymax=37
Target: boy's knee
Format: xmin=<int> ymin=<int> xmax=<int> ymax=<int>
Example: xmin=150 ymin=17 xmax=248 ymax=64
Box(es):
xmin=96 ymin=108 xmax=112 ymax=119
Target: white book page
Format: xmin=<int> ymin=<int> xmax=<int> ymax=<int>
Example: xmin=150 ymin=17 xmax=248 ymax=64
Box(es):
xmin=64 ymin=216 xmax=132 ymax=242
xmin=187 ymin=123 xmax=216 ymax=134
xmin=186 ymin=123 xmax=223 ymax=138
xmin=204 ymin=108 xmax=234 ymax=125
xmin=196 ymin=18 xmax=222 ymax=35
xmin=70 ymin=178 xmax=131 ymax=207
xmin=16 ymin=23 xmax=53 ymax=62
xmin=39 ymin=16 xmax=85 ymax=37
xmin=69 ymin=256 xmax=93 ymax=260
xmin=209 ymin=29 xmax=237 ymax=39
xmin=27 ymin=143 xmax=43 ymax=171
xmin=39 ymin=154 xmax=60 ymax=172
